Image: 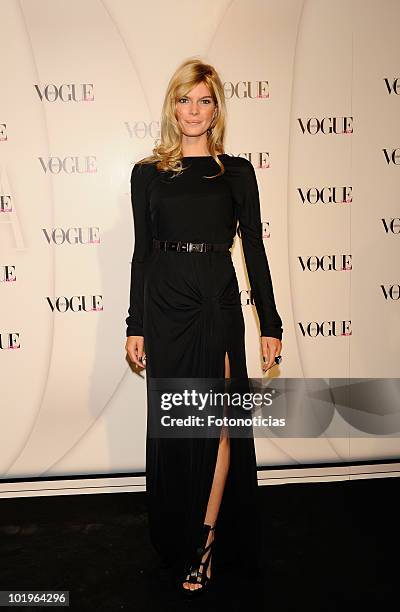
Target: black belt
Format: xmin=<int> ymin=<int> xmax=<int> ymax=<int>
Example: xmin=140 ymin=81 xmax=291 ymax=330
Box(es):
xmin=153 ymin=238 xmax=232 ymax=253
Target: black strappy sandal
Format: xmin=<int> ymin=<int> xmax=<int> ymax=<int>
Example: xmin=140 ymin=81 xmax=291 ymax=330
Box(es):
xmin=182 ymin=523 xmax=216 ymax=596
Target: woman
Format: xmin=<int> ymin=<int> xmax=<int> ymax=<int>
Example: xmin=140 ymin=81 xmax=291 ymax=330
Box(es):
xmin=125 ymin=58 xmax=283 ymax=595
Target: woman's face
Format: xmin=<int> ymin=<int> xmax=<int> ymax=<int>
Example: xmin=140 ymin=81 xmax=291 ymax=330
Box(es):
xmin=175 ymin=82 xmax=217 ymax=138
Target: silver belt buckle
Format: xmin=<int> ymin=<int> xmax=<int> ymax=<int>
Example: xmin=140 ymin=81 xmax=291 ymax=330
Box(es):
xmin=190 ymin=242 xmax=203 ymax=252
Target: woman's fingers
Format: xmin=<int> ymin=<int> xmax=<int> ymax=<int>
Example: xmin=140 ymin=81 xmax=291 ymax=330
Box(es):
xmin=125 ymin=336 xmax=146 ymax=369
xmin=261 ymin=337 xmax=282 ymax=373
xmin=262 ymin=347 xmax=276 ymax=372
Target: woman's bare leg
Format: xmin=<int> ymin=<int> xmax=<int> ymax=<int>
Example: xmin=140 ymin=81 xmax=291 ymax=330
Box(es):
xmin=183 ymin=352 xmax=231 ymax=590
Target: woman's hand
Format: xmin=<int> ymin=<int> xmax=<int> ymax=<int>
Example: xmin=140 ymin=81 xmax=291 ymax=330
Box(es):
xmin=125 ymin=335 xmax=146 ymax=369
xmin=261 ymin=336 xmax=282 ymax=373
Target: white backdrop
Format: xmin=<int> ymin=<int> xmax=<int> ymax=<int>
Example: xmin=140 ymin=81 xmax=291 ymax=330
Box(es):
xmin=0 ymin=0 xmax=399 ymax=484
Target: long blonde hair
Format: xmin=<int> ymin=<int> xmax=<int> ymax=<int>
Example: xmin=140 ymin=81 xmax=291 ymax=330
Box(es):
xmin=137 ymin=58 xmax=227 ymax=179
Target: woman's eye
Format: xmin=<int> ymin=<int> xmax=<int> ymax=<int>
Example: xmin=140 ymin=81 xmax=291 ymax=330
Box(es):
xmin=178 ymin=98 xmax=211 ymax=104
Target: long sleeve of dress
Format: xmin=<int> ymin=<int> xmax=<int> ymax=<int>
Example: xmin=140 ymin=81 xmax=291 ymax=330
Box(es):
xmin=125 ymin=163 xmax=154 ymax=337
xmin=235 ymin=158 xmax=283 ymax=340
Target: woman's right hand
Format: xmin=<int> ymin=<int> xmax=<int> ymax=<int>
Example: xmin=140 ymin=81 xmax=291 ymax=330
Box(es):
xmin=125 ymin=335 xmax=146 ymax=369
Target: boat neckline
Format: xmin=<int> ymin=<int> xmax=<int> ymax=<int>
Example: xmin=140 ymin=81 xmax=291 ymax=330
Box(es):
xmin=181 ymin=153 xmax=226 ymax=159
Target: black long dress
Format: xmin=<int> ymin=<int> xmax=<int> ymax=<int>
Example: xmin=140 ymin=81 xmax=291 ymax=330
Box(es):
xmin=126 ymin=153 xmax=283 ymax=581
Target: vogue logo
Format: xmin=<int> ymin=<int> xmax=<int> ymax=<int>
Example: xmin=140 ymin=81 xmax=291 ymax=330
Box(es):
xmin=42 ymin=227 xmax=100 ymax=245
xmin=380 ymin=285 xmax=400 ymax=300
xmin=34 ymin=83 xmax=94 ymax=102
xmin=298 ymin=255 xmax=352 ymax=272
xmin=223 ymin=81 xmax=269 ymax=99
xmin=381 ymin=218 xmax=400 ymax=234
xmin=237 ymin=221 xmax=269 ymax=240
xmin=262 ymin=221 xmax=270 ymax=239
xmin=298 ymin=186 xmax=352 ymax=205
xmin=0 ymin=265 xmax=16 ymax=282
xmin=38 ymin=156 xmax=97 ymax=174
xmin=125 ymin=121 xmax=160 ymax=139
xmin=0 ymin=123 xmax=7 ymax=141
xmin=236 ymin=152 xmax=270 ymax=168
xmin=46 ymin=295 xmax=103 ymax=312
xmin=0 ymin=332 xmax=20 ymax=350
xmin=298 ymin=321 xmax=352 ymax=337
xmin=0 ymin=195 xmax=12 ymax=212
xmin=383 ymin=78 xmax=400 ymax=95
xmin=298 ymin=117 xmax=353 ymax=135
xmin=239 ymin=289 xmax=255 ymax=306
xmin=382 ymin=149 xmax=400 ymax=164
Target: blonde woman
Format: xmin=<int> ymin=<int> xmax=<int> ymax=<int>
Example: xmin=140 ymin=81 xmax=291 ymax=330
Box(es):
xmin=125 ymin=58 xmax=283 ymax=596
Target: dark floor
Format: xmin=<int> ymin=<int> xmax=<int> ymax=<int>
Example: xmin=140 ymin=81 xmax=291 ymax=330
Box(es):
xmin=0 ymin=476 xmax=397 ymax=611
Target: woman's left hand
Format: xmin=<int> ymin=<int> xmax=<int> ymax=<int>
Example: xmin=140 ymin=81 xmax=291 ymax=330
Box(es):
xmin=261 ymin=336 xmax=282 ymax=373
